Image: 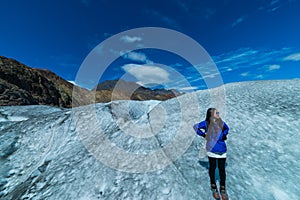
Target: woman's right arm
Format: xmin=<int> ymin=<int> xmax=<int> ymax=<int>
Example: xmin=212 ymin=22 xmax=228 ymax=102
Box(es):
xmin=193 ymin=121 xmax=207 ymax=137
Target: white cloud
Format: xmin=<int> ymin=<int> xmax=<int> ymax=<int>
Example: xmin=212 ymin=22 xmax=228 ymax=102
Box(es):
xmin=122 ymin=64 xmax=170 ymax=86
xmin=283 ymin=53 xmax=300 ymax=61
xmin=240 ymin=72 xmax=250 ymax=77
xmin=120 ymin=35 xmax=142 ymax=43
xmin=220 ymin=66 xmax=233 ymax=72
xmin=108 ymin=49 xmax=152 ymax=63
xmin=268 ymin=64 xmax=280 ymax=71
xmin=122 ymin=52 xmax=149 ymax=63
xmin=179 ymin=86 xmax=198 ymax=91
xmin=256 ymin=75 xmax=264 ymax=79
xmin=202 ymin=73 xmax=219 ymax=79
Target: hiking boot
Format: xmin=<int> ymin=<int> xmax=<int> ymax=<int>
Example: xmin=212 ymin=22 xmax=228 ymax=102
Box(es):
xmin=220 ymin=186 xmax=229 ymax=200
xmin=211 ymin=184 xmax=220 ymax=200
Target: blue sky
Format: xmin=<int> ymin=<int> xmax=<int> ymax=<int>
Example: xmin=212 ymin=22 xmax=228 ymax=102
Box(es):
xmin=1 ymin=0 xmax=300 ymax=91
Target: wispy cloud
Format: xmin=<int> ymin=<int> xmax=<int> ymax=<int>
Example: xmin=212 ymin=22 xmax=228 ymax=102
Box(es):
xmin=148 ymin=10 xmax=180 ymax=29
xmin=283 ymin=53 xmax=300 ymax=61
xmin=122 ymin=64 xmax=170 ymax=86
xmin=176 ymin=0 xmax=190 ymax=13
xmin=268 ymin=64 xmax=281 ymax=71
xmin=176 ymin=0 xmax=216 ymax=20
xmin=161 ymin=16 xmax=180 ymax=29
xmin=231 ymin=16 xmax=245 ymax=28
xmin=215 ymin=48 xmax=259 ymax=64
xmin=204 ymin=8 xmax=216 ymax=20
xmin=214 ymin=48 xmax=294 ymax=73
xmin=269 ymin=0 xmax=281 ymax=11
xmin=258 ymin=0 xmax=286 ymax=12
xmin=270 ymin=0 xmax=280 ymax=5
xmin=238 ymin=65 xmax=279 ymax=79
xmin=211 ymin=47 xmax=299 ymax=81
xmin=240 ymin=71 xmax=264 ymax=79
xmin=120 ymin=35 xmax=142 ymax=43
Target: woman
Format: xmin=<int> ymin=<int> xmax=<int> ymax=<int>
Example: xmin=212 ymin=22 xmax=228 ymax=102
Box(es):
xmin=193 ymin=108 xmax=229 ymax=200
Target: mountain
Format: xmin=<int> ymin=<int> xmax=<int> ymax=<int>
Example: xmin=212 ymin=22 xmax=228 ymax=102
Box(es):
xmin=0 ymin=56 xmax=90 ymax=108
xmin=94 ymin=79 xmax=183 ymax=102
xmin=0 ymin=56 xmax=181 ymax=107
xmin=0 ymin=79 xmax=299 ymax=199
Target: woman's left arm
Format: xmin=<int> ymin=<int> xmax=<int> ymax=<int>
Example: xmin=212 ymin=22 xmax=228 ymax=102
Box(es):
xmin=223 ymin=122 xmax=229 ymax=136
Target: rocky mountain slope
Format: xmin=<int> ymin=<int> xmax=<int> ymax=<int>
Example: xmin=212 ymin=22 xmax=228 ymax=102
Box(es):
xmin=0 ymin=56 xmax=181 ymax=107
xmin=0 ymin=56 xmax=91 ymax=108
xmin=94 ymin=79 xmax=182 ymax=102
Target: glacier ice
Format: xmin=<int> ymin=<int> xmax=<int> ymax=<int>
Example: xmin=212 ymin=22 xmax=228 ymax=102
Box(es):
xmin=0 ymin=80 xmax=299 ymax=200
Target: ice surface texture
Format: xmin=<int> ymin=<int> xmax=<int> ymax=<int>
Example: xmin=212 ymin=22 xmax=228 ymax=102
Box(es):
xmin=0 ymin=80 xmax=299 ymax=200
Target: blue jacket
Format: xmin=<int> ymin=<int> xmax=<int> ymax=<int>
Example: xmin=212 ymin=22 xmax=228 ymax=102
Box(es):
xmin=193 ymin=121 xmax=229 ymax=153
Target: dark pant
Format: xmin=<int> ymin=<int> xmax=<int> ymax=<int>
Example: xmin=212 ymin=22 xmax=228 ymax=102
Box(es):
xmin=208 ymin=156 xmax=226 ymax=187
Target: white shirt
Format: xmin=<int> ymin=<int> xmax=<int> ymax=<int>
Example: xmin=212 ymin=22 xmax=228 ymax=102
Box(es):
xmin=207 ymin=151 xmax=227 ymax=158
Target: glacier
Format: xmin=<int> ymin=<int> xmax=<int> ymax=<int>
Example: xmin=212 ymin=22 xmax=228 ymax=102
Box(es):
xmin=0 ymin=80 xmax=299 ymax=200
